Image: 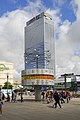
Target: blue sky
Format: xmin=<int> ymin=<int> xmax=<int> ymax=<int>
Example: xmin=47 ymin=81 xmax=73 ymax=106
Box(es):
xmin=0 ymin=0 xmax=80 ymax=79
xmin=0 ymin=0 xmax=76 ymax=22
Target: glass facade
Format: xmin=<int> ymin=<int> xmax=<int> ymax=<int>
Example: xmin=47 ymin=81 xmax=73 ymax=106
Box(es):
xmin=24 ymin=12 xmax=55 ymax=74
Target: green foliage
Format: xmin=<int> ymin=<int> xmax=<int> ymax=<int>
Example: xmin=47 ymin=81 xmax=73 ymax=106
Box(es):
xmin=2 ymin=82 xmax=13 ymax=89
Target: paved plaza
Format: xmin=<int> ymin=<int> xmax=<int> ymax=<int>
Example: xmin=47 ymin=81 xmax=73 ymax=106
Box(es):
xmin=0 ymin=97 xmax=80 ymax=120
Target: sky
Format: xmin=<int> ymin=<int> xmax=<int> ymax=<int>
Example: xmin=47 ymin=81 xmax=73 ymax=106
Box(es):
xmin=0 ymin=0 xmax=80 ymax=80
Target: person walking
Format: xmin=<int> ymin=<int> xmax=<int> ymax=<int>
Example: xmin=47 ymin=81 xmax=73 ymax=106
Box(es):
xmin=53 ymin=91 xmax=62 ymax=108
xmin=59 ymin=92 xmax=65 ymax=104
xmin=13 ymin=92 xmax=17 ymax=103
xmin=21 ymin=95 xmax=23 ymax=102
xmin=46 ymin=91 xmax=51 ymax=104
xmin=21 ymin=91 xmax=23 ymax=103
xmin=0 ymin=88 xmax=2 ymax=100
xmin=7 ymin=93 xmax=10 ymax=102
xmin=0 ymin=99 xmax=3 ymax=115
xmin=66 ymin=91 xmax=71 ymax=103
xmin=11 ymin=91 xmax=14 ymax=102
xmin=41 ymin=91 xmax=45 ymax=100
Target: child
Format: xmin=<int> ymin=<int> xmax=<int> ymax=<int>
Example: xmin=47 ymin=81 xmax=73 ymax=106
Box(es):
xmin=0 ymin=99 xmax=3 ymax=114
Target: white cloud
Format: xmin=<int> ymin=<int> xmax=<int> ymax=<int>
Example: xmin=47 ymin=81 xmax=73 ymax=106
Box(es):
xmin=0 ymin=9 xmax=30 ymax=80
xmin=0 ymin=0 xmax=46 ymax=80
xmin=24 ymin=0 xmax=46 ymax=16
xmin=70 ymin=0 xmax=78 ymax=16
xmin=55 ymin=0 xmax=80 ymax=77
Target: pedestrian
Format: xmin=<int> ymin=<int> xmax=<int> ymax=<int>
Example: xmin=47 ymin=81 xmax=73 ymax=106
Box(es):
xmin=46 ymin=91 xmax=48 ymax=99
xmin=13 ymin=92 xmax=17 ymax=103
xmin=21 ymin=94 xmax=23 ymax=103
xmin=59 ymin=92 xmax=65 ymax=104
xmin=46 ymin=91 xmax=52 ymax=104
xmin=50 ymin=91 xmax=53 ymax=101
xmin=0 ymin=99 xmax=3 ymax=115
xmin=2 ymin=93 xmax=5 ymax=101
xmin=41 ymin=91 xmax=45 ymax=100
xmin=53 ymin=91 xmax=62 ymax=108
xmin=66 ymin=91 xmax=71 ymax=103
xmin=0 ymin=88 xmax=2 ymax=100
xmin=7 ymin=93 xmax=10 ymax=102
xmin=11 ymin=91 xmax=14 ymax=102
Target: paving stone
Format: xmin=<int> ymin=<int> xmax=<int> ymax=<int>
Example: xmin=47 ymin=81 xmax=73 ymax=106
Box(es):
xmin=0 ymin=98 xmax=80 ymax=120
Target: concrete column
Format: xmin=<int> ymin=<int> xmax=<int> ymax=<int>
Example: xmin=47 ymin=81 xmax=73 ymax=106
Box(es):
xmin=35 ymin=86 xmax=41 ymax=101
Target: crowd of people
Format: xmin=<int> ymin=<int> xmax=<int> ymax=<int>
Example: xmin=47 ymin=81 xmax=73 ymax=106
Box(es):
xmin=0 ymin=90 xmax=24 ymax=115
xmin=0 ymin=89 xmax=72 ymax=115
xmin=0 ymin=91 xmax=16 ymax=103
xmin=41 ymin=90 xmax=71 ymax=108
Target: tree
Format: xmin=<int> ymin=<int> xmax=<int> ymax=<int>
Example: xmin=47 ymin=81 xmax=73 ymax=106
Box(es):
xmin=2 ymin=82 xmax=13 ymax=89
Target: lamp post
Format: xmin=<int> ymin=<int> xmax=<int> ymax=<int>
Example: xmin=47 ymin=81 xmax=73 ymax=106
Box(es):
xmin=35 ymin=54 xmax=41 ymax=101
xmin=7 ymin=73 xmax=9 ymax=96
xmin=36 ymin=55 xmax=39 ymax=69
xmin=64 ymin=74 xmax=67 ymax=91
xmin=74 ymin=81 xmax=77 ymax=93
xmin=61 ymin=74 xmax=67 ymax=91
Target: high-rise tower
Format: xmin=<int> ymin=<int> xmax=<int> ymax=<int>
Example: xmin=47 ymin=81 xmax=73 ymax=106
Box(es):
xmin=24 ymin=12 xmax=55 ymax=70
xmin=22 ymin=12 xmax=55 ymax=88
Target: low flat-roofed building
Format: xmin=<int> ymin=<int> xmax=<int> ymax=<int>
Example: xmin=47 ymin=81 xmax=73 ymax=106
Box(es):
xmin=54 ymin=74 xmax=80 ymax=91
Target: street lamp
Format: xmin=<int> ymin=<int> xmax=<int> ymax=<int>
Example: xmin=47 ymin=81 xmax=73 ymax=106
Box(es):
xmin=64 ymin=74 xmax=67 ymax=91
xmin=7 ymin=73 xmax=9 ymax=96
xmin=61 ymin=74 xmax=67 ymax=91
xmin=36 ymin=55 xmax=39 ymax=69
xmin=74 ymin=81 xmax=77 ymax=93
xmin=35 ymin=54 xmax=41 ymax=101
